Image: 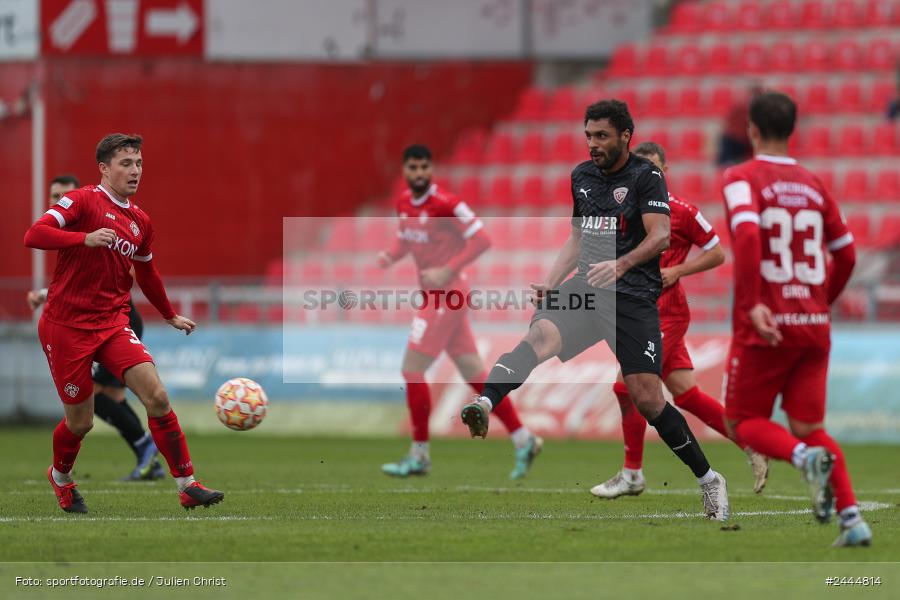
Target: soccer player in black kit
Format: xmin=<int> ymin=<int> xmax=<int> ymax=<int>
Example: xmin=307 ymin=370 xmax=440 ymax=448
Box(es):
xmin=460 ymin=100 xmax=729 ymax=520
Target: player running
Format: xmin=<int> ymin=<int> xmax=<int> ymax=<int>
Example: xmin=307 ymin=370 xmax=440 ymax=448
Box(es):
xmin=28 ymin=174 xmax=164 ymax=482
xmin=24 ymin=133 xmax=223 ymax=513
xmin=461 ymin=100 xmax=730 ymax=520
xmin=591 ymin=142 xmax=768 ymax=499
xmin=721 ymin=91 xmax=870 ymax=546
xmin=377 ymin=144 xmax=542 ymax=479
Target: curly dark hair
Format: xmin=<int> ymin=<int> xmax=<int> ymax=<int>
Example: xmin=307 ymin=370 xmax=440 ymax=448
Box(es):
xmin=583 ymin=99 xmax=635 ymax=135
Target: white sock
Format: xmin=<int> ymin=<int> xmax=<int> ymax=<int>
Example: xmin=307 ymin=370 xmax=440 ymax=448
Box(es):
xmin=480 ymin=396 xmax=493 ymax=411
xmin=411 ymin=441 xmax=430 ymax=461
xmin=791 ymin=443 xmax=808 ymax=469
xmin=51 ymin=468 xmax=73 ymax=486
xmin=697 ymin=469 xmax=716 ymax=485
xmin=175 ymin=475 xmax=195 ymax=492
xmin=510 ymin=427 xmax=532 ymax=449
xmin=622 ymin=468 xmax=644 ymax=482
xmin=839 ymin=505 xmax=862 ymax=527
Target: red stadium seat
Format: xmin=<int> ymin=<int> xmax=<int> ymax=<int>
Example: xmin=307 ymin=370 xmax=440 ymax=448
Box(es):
xmin=838 ymin=125 xmax=867 ymax=156
xmin=488 ymin=263 xmax=514 ymax=286
xmin=873 ymin=215 xmax=900 ymax=248
xmin=836 ymin=81 xmax=864 ymax=112
xmin=489 ymin=219 xmax=514 ymax=249
xmin=449 ymin=129 xmax=485 ymax=165
xmin=645 ymin=44 xmax=671 ymax=76
xmin=673 ymin=44 xmax=705 ymax=75
xmin=359 ymin=219 xmax=391 ymax=251
xmin=844 ymin=214 xmax=872 ymax=247
xmin=486 ymin=175 xmax=515 ymax=208
xmin=609 ymin=46 xmax=639 ymax=76
xmin=511 ymin=88 xmax=548 ymax=121
xmin=769 ymin=0 xmax=798 ymax=29
xmin=709 ymin=85 xmax=735 ymax=113
xmin=804 ymin=82 xmax=831 ymax=114
xmin=811 ymin=170 xmax=835 ymax=195
xmin=613 ymin=87 xmax=641 ymax=115
xmin=865 ymin=38 xmax=896 ymax=70
xmin=737 ymin=42 xmax=768 ymax=74
xmin=520 ymin=219 xmax=546 ymax=247
xmin=735 ymin=1 xmax=767 ymax=30
xmin=804 ymin=126 xmax=832 ymax=157
xmin=833 ymin=40 xmax=863 ymax=70
xmin=361 ymin=264 xmax=387 ymax=286
xmin=638 ymin=129 xmax=672 ymax=153
xmin=707 ymin=43 xmax=734 ymax=73
xmin=325 ymin=220 xmax=358 ymax=252
xmin=863 ymin=0 xmax=895 ymax=25
xmin=839 ymin=170 xmax=871 ymax=202
xmin=546 ymin=87 xmax=579 ymax=121
xmin=874 ymin=170 xmax=900 ymax=200
xmin=458 ymin=176 xmax=483 ymax=205
xmin=833 ymin=0 xmax=863 ymax=27
xmin=680 ymin=172 xmax=709 ymax=200
xmin=483 ymin=132 xmax=515 ymax=164
xmin=644 ymin=87 xmax=672 ymax=116
xmin=676 ymin=87 xmax=704 ymax=116
xmin=518 ymin=175 xmax=546 ymax=206
xmin=679 ymin=130 xmax=707 ymax=160
xmin=704 ymin=1 xmax=734 ymax=31
xmin=550 ymin=175 xmax=572 ymax=204
xmin=870 ymin=81 xmax=898 ymax=112
xmin=549 ymin=219 xmax=572 ymax=245
xmin=517 ymin=131 xmax=545 ymax=164
xmin=667 ymin=1 xmax=702 ymax=32
xmin=298 ymin=261 xmax=326 ymax=284
xmin=769 ymin=41 xmax=799 ymax=72
xmin=873 ymin=124 xmax=898 ymax=155
xmin=331 ymin=261 xmax=357 ymax=284
xmin=800 ymin=40 xmax=831 ymax=71
xmin=800 ymin=0 xmax=830 ymax=29
xmin=547 ymin=130 xmax=581 ymax=163
xmin=522 ymin=263 xmax=546 ymax=284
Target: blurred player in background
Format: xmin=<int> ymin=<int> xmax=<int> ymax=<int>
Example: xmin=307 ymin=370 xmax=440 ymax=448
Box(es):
xmin=722 ymin=91 xmax=870 ymax=546
xmin=461 ymin=100 xmax=729 ymax=521
xmin=28 ymin=174 xmax=164 ymax=482
xmin=591 ymin=142 xmax=768 ymax=499
xmin=377 ymin=144 xmax=542 ymax=479
xmin=24 ymin=133 xmax=223 ymax=513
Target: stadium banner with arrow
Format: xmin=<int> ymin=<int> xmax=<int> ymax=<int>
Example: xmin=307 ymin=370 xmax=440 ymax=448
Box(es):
xmin=41 ymin=0 xmax=202 ymax=56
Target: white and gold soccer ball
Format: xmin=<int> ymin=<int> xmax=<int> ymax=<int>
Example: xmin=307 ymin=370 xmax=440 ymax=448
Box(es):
xmin=214 ymin=378 xmax=268 ymax=431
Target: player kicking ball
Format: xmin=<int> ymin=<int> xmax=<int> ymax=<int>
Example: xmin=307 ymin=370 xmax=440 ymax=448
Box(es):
xmin=722 ymin=92 xmax=870 ymax=546
xmin=591 ymin=142 xmax=768 ymax=500
xmin=24 ymin=133 xmax=223 ymax=513
xmin=461 ymin=100 xmax=729 ymax=521
xmin=377 ymin=145 xmax=542 ymax=479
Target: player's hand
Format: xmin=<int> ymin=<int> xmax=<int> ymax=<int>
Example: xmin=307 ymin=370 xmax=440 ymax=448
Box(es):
xmin=375 ymin=251 xmax=393 ymax=269
xmin=749 ymin=303 xmax=782 ymax=346
xmin=529 ymin=282 xmax=551 ymax=307
xmin=85 ymin=228 xmax=116 ymax=248
xmin=420 ymin=266 xmax=453 ymax=289
xmin=26 ymin=289 xmax=47 ymax=311
xmin=587 ymin=260 xmax=624 ymax=288
xmin=166 ymin=315 xmax=197 ymax=335
xmin=661 ymin=266 xmax=681 ymax=288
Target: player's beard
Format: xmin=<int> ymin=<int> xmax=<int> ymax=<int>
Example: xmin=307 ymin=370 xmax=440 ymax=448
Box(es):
xmin=408 ymin=178 xmax=431 ymax=197
xmin=594 ymin=142 xmax=625 ymax=171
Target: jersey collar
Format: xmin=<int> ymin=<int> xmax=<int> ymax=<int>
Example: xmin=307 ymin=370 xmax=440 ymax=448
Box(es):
xmin=97 ymin=184 xmax=131 ymax=208
xmin=755 ymin=154 xmax=797 ymax=165
xmin=410 ymin=183 xmax=437 ymax=206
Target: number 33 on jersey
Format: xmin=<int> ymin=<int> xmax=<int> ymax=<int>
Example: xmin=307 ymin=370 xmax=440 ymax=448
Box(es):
xmin=722 ymin=155 xmax=854 ymax=347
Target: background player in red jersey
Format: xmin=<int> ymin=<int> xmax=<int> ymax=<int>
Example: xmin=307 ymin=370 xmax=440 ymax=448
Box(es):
xmin=376 ymin=145 xmax=541 ymax=479
xmin=591 ymin=142 xmax=768 ymax=500
xmin=721 ymin=92 xmax=870 ymax=547
xmin=28 ymin=174 xmax=164 ymax=482
xmin=24 ymin=133 xmax=223 ymax=513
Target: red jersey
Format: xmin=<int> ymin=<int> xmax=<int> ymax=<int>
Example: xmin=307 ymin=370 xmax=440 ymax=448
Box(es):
xmin=658 ymin=194 xmax=720 ymax=321
xmin=42 ymin=185 xmax=155 ymax=329
xmin=390 ymin=184 xmax=484 ymax=290
xmin=722 ymin=155 xmax=853 ymax=347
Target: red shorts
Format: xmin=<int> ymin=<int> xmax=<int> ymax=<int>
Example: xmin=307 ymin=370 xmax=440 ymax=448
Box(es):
xmin=660 ymin=318 xmax=693 ymax=380
xmin=723 ymin=342 xmax=829 ymax=424
xmin=38 ymin=317 xmax=154 ymax=405
xmin=406 ymin=303 xmax=478 ymax=359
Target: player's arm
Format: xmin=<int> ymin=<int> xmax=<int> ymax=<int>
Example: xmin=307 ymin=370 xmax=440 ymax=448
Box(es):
xmin=376 ymin=233 xmax=410 ymax=268
xmin=723 ymin=177 xmax=781 ymax=346
xmin=421 ymin=200 xmax=490 ymax=288
xmin=662 ymin=209 xmax=725 ymax=288
xmin=821 ymin=194 xmax=857 ymax=304
xmin=24 ymin=191 xmax=115 ymax=250
xmin=131 ymin=222 xmax=195 ymax=334
xmin=26 ymin=287 xmax=49 ymax=310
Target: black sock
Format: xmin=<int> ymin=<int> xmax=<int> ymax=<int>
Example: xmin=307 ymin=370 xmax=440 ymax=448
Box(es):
xmin=482 ymin=342 xmax=539 ymax=409
xmin=93 ymin=392 xmax=146 ymax=455
xmin=647 ymin=402 xmax=711 ymax=478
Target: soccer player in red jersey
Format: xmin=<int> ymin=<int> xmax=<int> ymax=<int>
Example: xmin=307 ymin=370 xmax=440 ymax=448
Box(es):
xmin=24 ymin=134 xmax=223 ymax=513
xmin=721 ymin=92 xmax=870 ymax=546
xmin=591 ymin=142 xmax=769 ymax=499
xmin=377 ymin=145 xmax=541 ymax=479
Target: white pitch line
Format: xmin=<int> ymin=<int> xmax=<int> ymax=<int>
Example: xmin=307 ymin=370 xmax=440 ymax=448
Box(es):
xmin=0 ymin=502 xmax=890 ymax=524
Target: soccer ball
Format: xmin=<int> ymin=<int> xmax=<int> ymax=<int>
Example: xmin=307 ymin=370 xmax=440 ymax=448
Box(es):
xmin=214 ymin=378 xmax=268 ymax=431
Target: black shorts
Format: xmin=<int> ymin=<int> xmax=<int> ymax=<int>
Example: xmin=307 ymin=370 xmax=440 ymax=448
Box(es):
xmin=93 ymin=301 xmax=144 ymax=388
xmin=531 ymin=277 xmax=662 ymax=376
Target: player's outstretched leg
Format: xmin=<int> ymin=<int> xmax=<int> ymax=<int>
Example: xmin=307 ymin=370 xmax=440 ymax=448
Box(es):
xmin=591 ymin=382 xmax=646 ymax=499
xmin=383 ymin=370 xmax=432 ymax=477
xmin=125 ymin=363 xmax=223 ymax=509
xmin=48 ymin=418 xmax=89 ymax=514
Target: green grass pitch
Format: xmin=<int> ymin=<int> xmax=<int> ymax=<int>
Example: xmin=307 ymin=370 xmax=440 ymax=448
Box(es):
xmin=1 ymin=429 xmax=898 ymax=599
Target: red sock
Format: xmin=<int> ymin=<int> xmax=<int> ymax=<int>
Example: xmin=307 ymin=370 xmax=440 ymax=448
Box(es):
xmin=471 ymin=374 xmax=523 ymax=433
xmin=614 ymin=382 xmax=647 ymax=470
xmin=52 ymin=419 xmax=83 ymax=473
xmin=673 ymin=386 xmax=730 ymax=439
xmin=802 ymin=429 xmax=858 ymax=511
xmin=403 ymin=371 xmax=431 ymax=442
xmin=734 ymin=418 xmax=799 ymax=462
xmin=148 ymin=410 xmax=194 ymax=477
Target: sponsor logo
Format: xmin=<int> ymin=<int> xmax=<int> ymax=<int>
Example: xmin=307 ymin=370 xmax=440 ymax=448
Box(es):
xmin=105 ymin=212 xmax=117 ymax=221
xmin=109 ymin=236 xmax=137 ymax=259
xmin=64 ymin=383 xmax=80 ymax=398
xmin=647 ymin=200 xmax=669 ymax=210
xmin=578 ymin=188 xmax=591 ymax=198
xmin=398 ymin=228 xmax=429 ymax=243
xmin=130 ymin=221 xmax=140 ymax=236
xmin=57 ymin=197 xmax=73 ymax=209
xmin=495 ymin=363 xmax=515 ymax=375
xmin=580 ymin=215 xmax=618 ymax=233
xmin=644 ymin=341 xmax=657 ymax=363
xmin=651 ymin=170 xmax=663 ymax=179
xmin=671 ymin=438 xmax=692 ymax=451
xmin=613 ymin=187 xmax=629 ymax=204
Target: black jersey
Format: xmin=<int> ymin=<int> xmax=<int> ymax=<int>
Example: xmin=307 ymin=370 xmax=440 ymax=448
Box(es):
xmin=570 ymin=153 xmax=670 ymax=302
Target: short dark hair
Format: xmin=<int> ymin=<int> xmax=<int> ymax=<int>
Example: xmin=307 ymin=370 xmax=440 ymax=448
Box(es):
xmin=749 ymin=91 xmax=796 ymax=141
xmin=49 ymin=174 xmax=80 ymax=188
xmin=584 ymin=99 xmax=635 ymax=135
xmin=403 ymin=144 xmax=432 ymax=162
xmin=96 ymin=133 xmax=143 ymax=164
xmin=633 ymin=142 xmax=667 ymax=165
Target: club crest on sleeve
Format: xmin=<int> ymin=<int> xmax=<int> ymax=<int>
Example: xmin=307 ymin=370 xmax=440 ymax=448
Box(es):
xmin=130 ymin=221 xmax=140 ymax=237
xmin=64 ymin=383 xmax=80 ymax=398
xmin=613 ymin=187 xmax=629 ymax=204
